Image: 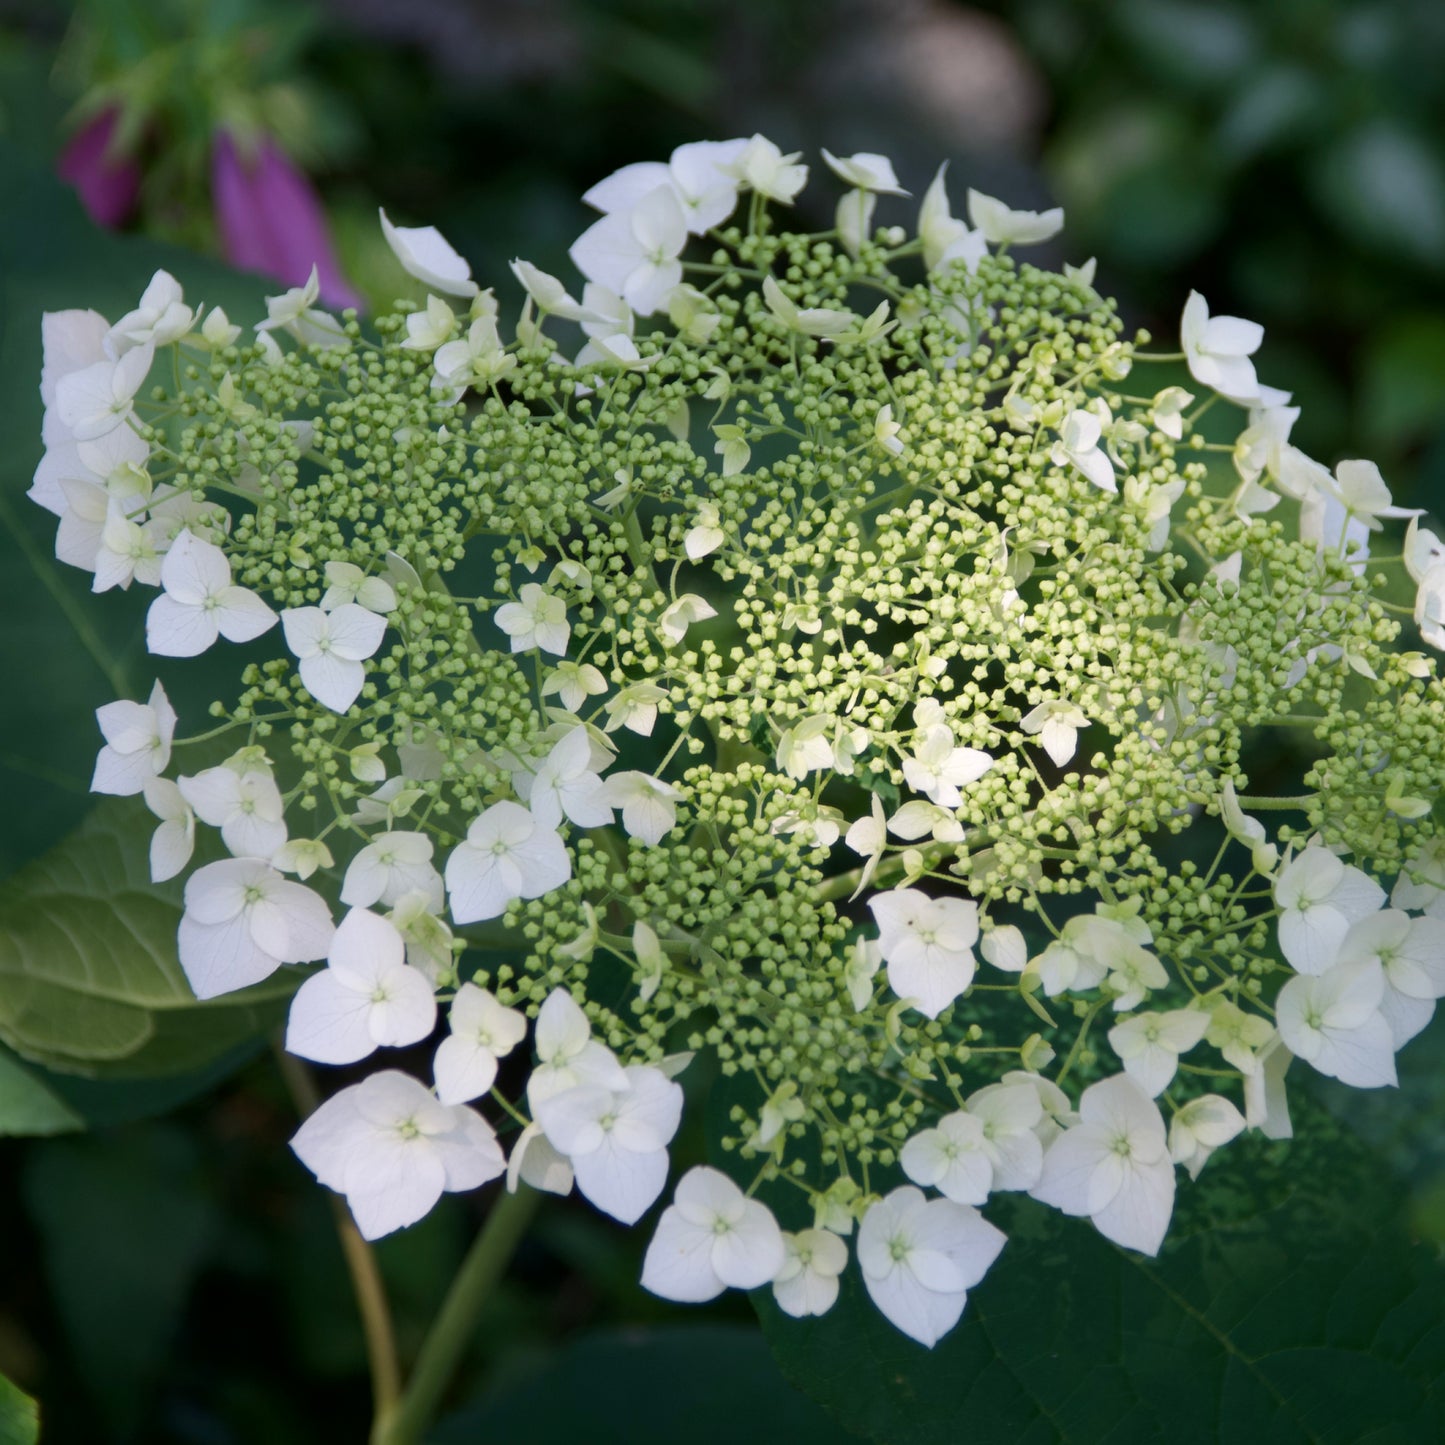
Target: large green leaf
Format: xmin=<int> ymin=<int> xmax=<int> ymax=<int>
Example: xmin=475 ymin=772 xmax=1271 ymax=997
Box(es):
xmin=0 ymin=1045 xmax=83 ymax=1136
xmin=734 ymin=1090 xmax=1445 ymax=1445
xmin=0 ymin=798 xmax=295 ymax=1077
xmin=0 ymin=1372 xmax=38 ymax=1445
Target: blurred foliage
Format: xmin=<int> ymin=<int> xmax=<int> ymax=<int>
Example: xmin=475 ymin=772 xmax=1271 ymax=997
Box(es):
xmin=53 ymin=0 xmax=362 ymax=252
xmin=978 ymin=0 xmax=1445 ymax=506
xmin=1 ymin=1 xmax=1445 ymax=1442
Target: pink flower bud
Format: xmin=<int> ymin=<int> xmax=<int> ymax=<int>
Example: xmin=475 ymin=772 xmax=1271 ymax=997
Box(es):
xmin=57 ymin=108 xmax=141 ymax=229
xmin=211 ymin=131 xmax=363 ymax=312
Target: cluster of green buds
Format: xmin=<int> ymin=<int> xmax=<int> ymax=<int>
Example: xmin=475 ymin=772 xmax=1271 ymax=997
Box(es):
xmin=34 ymin=135 xmax=1445 ymax=1346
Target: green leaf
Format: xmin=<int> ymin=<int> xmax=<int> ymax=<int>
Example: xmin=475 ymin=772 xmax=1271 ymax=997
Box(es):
xmin=0 ymin=1044 xmax=83 ymax=1136
xmin=743 ymin=1096 xmax=1445 ymax=1445
xmin=430 ymin=1326 xmax=848 ymax=1445
xmin=0 ymin=798 xmax=296 ymax=1077
xmin=0 ymin=1372 xmax=39 ymax=1445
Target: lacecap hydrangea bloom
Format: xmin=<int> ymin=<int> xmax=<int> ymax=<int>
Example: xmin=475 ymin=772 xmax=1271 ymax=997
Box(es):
xmin=34 ymin=135 xmax=1445 ymax=1349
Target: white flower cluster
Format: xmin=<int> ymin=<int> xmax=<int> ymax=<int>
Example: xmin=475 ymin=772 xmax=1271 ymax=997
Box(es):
xmin=31 ymin=133 xmax=1445 ymax=1351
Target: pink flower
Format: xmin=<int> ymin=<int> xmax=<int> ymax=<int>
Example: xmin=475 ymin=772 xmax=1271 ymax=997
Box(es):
xmin=57 ymin=108 xmax=140 ymax=228
xmin=211 ymin=131 xmax=363 ymax=311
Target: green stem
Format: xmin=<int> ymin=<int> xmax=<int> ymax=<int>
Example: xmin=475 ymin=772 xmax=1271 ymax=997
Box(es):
xmin=371 ymin=1185 xmax=542 ymax=1445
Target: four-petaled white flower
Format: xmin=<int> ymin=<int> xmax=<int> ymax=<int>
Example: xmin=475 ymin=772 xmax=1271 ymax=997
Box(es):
xmin=1168 ymin=1094 xmax=1245 ymax=1180
xmin=54 ymin=344 xmax=154 ymax=441
xmin=433 ymin=316 xmax=515 ymax=392
xmin=726 ymin=135 xmax=808 ymax=204
xmin=1020 ymin=699 xmax=1091 ymax=767
xmin=107 ymin=270 xmax=195 ymax=353
xmin=1107 ymin=1008 xmax=1210 ymax=1097
xmin=526 ymin=988 xmax=630 ymax=1113
xmin=379 ymin=210 xmax=478 ymax=297
xmin=658 ymin=593 xmax=718 ymax=646
xmin=601 ymin=770 xmax=683 ymax=846
xmin=641 ymin=1165 xmax=786 ymax=1302
xmin=320 ymin=562 xmax=397 ymax=615
xmin=536 ymin=1064 xmax=683 ymax=1224
xmin=900 ymin=1111 xmax=994 ymax=1205
xmin=868 ymin=887 xmax=979 ymax=1019
xmin=255 ymin=266 xmax=347 ymax=348
xmin=966 ymin=189 xmax=1063 ymax=246
xmin=1031 ymin=1074 xmax=1175 ymax=1255
xmin=900 ymin=724 xmax=993 ymax=807
xmin=147 ymin=530 xmax=277 ymax=656
xmin=961 ymin=1080 xmax=1048 ymax=1190
xmin=1273 ymin=845 xmax=1386 ymax=975
xmin=285 ymin=908 xmax=437 ymax=1064
xmin=494 ymin=583 xmax=570 ymax=656
xmin=1181 ymin=290 xmax=1263 ymax=405
xmin=433 ymin=982 xmax=528 ymax=1104
xmin=684 ymin=502 xmax=726 ymax=560
xmin=772 ymin=1228 xmax=848 ymax=1319
xmin=1150 ymin=386 xmax=1194 ymax=440
xmin=1335 ymin=909 xmax=1445 ymax=1046
xmin=444 ymin=801 xmax=572 ymax=924
xmin=291 ymin=1070 xmax=504 ymax=1240
xmin=541 ymin=660 xmax=608 ymax=713
xmin=179 ymin=759 xmax=288 ymax=859
xmin=1051 ymin=408 xmax=1116 ymax=493
xmin=178 ymin=858 xmax=334 ymax=999
xmin=91 ymin=680 xmax=176 ymax=796
xmin=856 ymin=1186 xmax=1006 ymax=1348
xmin=342 ymin=831 xmax=445 ymax=912
xmin=570 ymin=186 xmax=689 ymax=317
xmin=583 ymin=139 xmax=747 ymax=236
xmin=281 ymin=603 xmax=386 ymax=713
xmin=523 ymin=727 xmax=613 ymax=830
xmin=1275 ymin=959 xmax=1396 ymax=1088
xmin=1204 ymin=997 xmax=1275 ymax=1075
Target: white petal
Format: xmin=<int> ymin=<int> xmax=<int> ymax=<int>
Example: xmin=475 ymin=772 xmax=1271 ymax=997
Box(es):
xmin=710 ymin=1198 xmax=785 ymax=1289
xmin=379 ymin=209 xmax=478 ymax=297
xmin=285 ymin=970 xmax=379 ymax=1064
xmin=1090 ymin=1156 xmax=1175 ymax=1255
xmin=300 ymin=651 xmax=366 ymax=712
xmin=346 ymin=1140 xmax=448 ymax=1240
xmin=573 ymin=1138 xmax=670 ymax=1224
xmin=641 ymin=1208 xmax=725 ymax=1302
xmin=146 ymin=594 xmax=219 ymax=656
xmin=434 ymin=1035 xmax=500 ymax=1105
xmin=178 ymin=913 xmax=279 ymax=1000
xmin=862 ymin=1263 xmax=965 ymax=1348
xmin=214 ymin=587 xmax=279 ymax=644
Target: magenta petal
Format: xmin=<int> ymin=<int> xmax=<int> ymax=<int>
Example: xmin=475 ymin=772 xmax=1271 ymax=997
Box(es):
xmin=211 ymin=132 xmax=364 ymax=312
xmin=57 ymin=109 xmax=141 ymax=229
